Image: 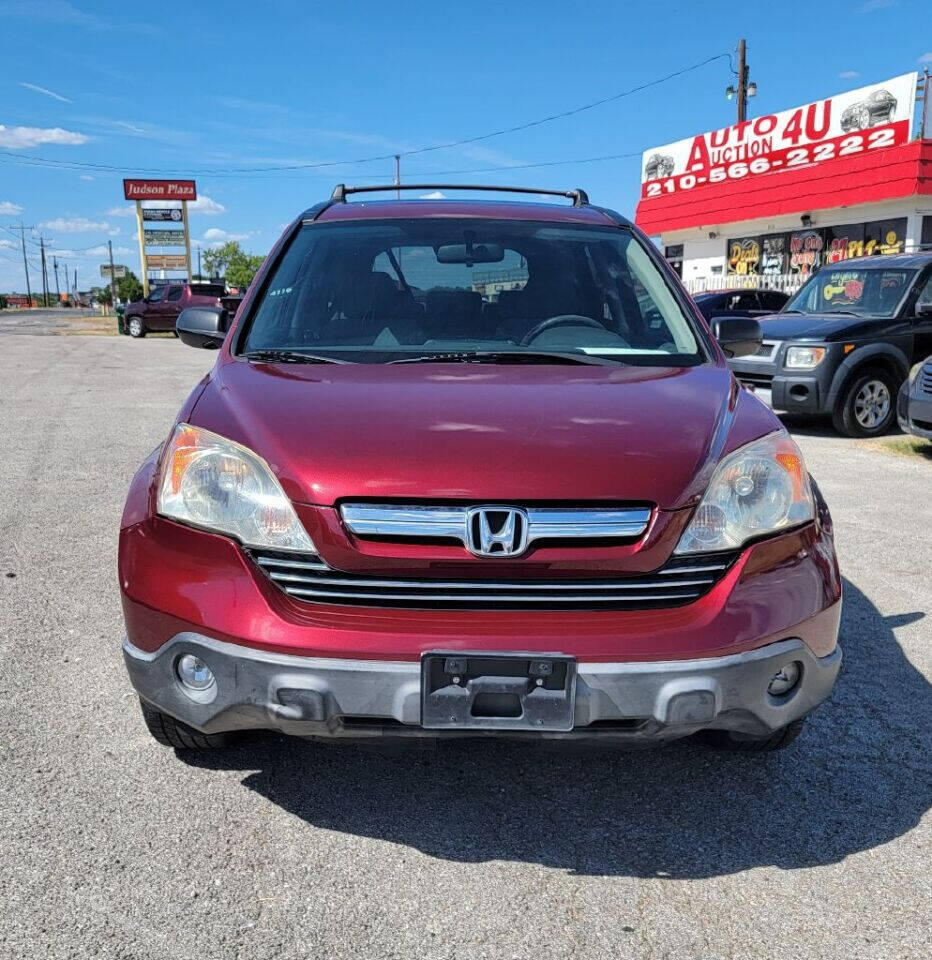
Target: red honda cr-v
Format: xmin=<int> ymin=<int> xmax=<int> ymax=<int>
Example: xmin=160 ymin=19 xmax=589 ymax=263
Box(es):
xmin=120 ymin=184 xmax=842 ymax=754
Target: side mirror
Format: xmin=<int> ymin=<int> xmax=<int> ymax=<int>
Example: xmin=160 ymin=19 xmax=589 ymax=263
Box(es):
xmin=177 ymin=306 xmax=229 ymax=349
xmin=917 ymin=301 xmax=932 ymax=317
xmin=712 ymin=315 xmax=762 ymax=359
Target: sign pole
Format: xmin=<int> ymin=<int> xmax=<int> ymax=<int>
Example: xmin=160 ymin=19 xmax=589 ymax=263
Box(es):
xmin=181 ymin=199 xmax=193 ymax=284
xmin=108 ymin=239 xmax=118 ymax=314
xmin=135 ymin=200 xmax=148 ymax=298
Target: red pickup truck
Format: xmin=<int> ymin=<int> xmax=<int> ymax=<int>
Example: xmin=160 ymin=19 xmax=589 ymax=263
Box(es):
xmin=124 ymin=283 xmax=226 ymax=338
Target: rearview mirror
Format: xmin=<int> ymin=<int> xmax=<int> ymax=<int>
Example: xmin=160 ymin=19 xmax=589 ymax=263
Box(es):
xmin=712 ymin=315 xmax=762 ymax=359
xmin=436 ymin=242 xmax=504 ymax=265
xmin=177 ymin=306 xmax=229 ymax=349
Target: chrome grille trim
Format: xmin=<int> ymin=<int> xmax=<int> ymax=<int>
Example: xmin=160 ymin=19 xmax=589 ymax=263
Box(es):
xmin=250 ymin=550 xmax=737 ymax=610
xmin=340 ymin=504 xmax=652 ymax=546
xmin=742 ymin=340 xmax=781 ymax=363
xmin=920 ymin=363 xmax=932 ymax=396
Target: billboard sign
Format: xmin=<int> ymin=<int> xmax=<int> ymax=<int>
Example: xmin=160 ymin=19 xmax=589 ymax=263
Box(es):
xmin=142 ymin=207 xmax=183 ymax=222
xmin=146 ymin=254 xmax=188 ymax=270
xmin=100 ymin=264 xmax=127 ymax=279
xmin=144 ymin=229 xmax=186 ymax=246
xmin=123 ymin=179 xmax=197 ymax=201
xmin=640 ymin=73 xmax=917 ymax=200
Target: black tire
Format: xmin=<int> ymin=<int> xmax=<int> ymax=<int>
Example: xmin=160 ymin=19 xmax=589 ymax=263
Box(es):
xmin=127 ymin=316 xmax=146 ymax=339
xmin=697 ymin=718 xmax=805 ymax=752
xmin=139 ymin=699 xmax=233 ymax=750
xmin=831 ymin=367 xmax=897 ymax=438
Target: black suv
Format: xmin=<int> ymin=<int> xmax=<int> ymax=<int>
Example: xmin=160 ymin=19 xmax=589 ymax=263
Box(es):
xmin=729 ymin=253 xmax=932 ymax=437
xmin=694 ymin=288 xmax=789 ymax=322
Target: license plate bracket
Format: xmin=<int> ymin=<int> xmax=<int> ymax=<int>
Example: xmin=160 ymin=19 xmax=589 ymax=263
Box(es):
xmin=421 ymin=652 xmax=577 ymax=731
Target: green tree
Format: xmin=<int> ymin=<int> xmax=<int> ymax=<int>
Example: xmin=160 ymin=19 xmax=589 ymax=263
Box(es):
xmin=116 ymin=270 xmax=144 ymax=304
xmin=202 ymin=241 xmax=264 ymax=291
xmin=202 ymin=241 xmax=238 ymax=280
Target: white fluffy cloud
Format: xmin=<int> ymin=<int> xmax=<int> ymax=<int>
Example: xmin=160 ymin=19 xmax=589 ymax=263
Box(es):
xmin=50 ymin=244 xmax=133 ymax=259
xmin=106 ymin=193 xmax=226 ymax=217
xmin=838 ymin=70 xmax=860 ymax=79
xmin=0 ymin=124 xmax=88 ymax=149
xmin=203 ymin=227 xmax=250 ymax=245
xmin=919 ymin=52 xmax=932 ymax=63
xmin=0 ymin=200 xmax=24 ymax=215
xmin=40 ymin=216 xmax=111 ymax=233
xmin=189 ymin=194 xmax=226 ymax=215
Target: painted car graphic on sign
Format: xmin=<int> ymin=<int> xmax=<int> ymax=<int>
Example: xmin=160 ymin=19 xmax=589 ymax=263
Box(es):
xmin=840 ymin=89 xmax=897 ymax=131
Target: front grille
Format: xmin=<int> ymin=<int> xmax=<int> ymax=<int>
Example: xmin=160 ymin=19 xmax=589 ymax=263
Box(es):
xmin=919 ymin=363 xmax=932 ymax=397
xmin=250 ymin=550 xmax=738 ymax=610
xmin=745 ymin=340 xmax=780 ymax=362
xmin=738 ymin=372 xmax=774 ymax=389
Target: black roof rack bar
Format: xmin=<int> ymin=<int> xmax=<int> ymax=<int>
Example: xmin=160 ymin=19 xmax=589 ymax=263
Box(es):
xmin=330 ymin=183 xmax=590 ymax=207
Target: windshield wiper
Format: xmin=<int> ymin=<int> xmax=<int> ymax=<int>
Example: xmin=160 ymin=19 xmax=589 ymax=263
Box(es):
xmin=244 ymin=349 xmax=348 ymax=364
xmin=389 ymin=350 xmax=616 ymax=366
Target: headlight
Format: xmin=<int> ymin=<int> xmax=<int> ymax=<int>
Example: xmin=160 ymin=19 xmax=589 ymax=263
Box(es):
xmin=675 ymin=431 xmax=815 ymax=554
xmin=785 ymin=345 xmax=826 ymax=369
xmin=157 ymin=423 xmax=316 ymax=552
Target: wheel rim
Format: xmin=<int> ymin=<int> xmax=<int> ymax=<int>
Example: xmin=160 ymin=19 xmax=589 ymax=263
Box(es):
xmin=853 ymin=379 xmax=890 ymax=429
xmin=129 ymin=319 xmax=141 ymax=336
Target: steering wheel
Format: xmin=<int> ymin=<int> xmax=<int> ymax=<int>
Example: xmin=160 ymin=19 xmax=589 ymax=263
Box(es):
xmin=520 ymin=314 xmax=607 ymax=346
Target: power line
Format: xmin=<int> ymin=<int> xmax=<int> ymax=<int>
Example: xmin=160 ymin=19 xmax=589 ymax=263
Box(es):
xmin=0 ymin=53 xmax=728 ymax=178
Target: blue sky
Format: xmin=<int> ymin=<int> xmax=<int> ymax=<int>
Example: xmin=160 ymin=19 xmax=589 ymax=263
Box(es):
xmin=0 ymin=0 xmax=929 ymax=292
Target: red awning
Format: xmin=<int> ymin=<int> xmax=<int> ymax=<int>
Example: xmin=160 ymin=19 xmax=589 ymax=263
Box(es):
xmin=635 ymin=139 xmax=932 ymax=236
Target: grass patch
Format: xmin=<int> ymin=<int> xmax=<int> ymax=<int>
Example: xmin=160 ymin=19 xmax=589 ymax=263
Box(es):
xmin=868 ymin=436 xmax=932 ymax=461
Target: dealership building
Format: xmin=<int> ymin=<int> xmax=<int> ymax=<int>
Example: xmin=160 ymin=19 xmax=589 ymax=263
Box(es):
xmin=635 ymin=72 xmax=931 ymax=294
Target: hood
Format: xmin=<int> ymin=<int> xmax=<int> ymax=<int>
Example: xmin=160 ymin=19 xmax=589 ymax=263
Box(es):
xmin=760 ymin=312 xmax=885 ymax=340
xmin=189 ymin=359 xmax=771 ymax=510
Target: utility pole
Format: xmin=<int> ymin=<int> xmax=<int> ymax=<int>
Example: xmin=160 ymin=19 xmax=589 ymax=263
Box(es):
xmin=73 ymin=268 xmax=78 ymax=305
xmin=921 ymin=67 xmax=930 ymax=140
xmin=196 ymin=243 xmax=202 ymax=279
xmin=108 ymin=239 xmax=118 ymax=314
xmin=53 ymin=256 xmax=61 ymax=303
xmin=736 ymin=38 xmax=748 ymax=124
xmin=394 ymin=154 xmax=401 ymax=199
xmin=19 ymin=225 xmax=32 ymax=305
xmin=39 ymin=236 xmax=49 ymax=308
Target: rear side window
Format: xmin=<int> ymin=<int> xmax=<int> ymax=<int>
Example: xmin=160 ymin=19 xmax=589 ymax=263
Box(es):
xmin=243 ymin=218 xmax=702 ymax=364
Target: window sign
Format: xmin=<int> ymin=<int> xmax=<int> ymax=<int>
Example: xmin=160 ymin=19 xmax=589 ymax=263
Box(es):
xmin=789 ymin=230 xmax=824 ymax=276
xmin=727 ymin=237 xmax=761 ymax=275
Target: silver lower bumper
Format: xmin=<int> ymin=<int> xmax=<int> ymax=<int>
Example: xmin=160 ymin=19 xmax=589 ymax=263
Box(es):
xmin=124 ymin=633 xmax=841 ymax=742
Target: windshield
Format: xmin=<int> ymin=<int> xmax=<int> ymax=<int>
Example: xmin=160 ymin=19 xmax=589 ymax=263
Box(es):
xmin=241 ymin=218 xmax=702 ymax=364
xmin=784 ymin=266 xmax=916 ymax=318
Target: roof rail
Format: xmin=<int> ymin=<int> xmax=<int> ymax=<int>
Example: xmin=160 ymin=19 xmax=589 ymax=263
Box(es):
xmin=330 ymin=183 xmax=590 ymax=207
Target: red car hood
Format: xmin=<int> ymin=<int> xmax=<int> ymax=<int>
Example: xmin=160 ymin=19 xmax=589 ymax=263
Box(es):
xmin=190 ymin=359 xmax=767 ymax=510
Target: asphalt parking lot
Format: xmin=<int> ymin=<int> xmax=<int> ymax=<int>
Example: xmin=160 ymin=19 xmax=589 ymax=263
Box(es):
xmin=1 ymin=332 xmax=930 ymax=960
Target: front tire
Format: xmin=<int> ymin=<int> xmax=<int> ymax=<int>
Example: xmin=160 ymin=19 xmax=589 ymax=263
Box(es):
xmin=139 ymin=699 xmax=234 ymax=750
xmin=127 ymin=316 xmax=146 ymax=338
xmin=832 ymin=368 xmax=896 ymax=437
xmin=698 ymin=718 xmax=805 ymax=752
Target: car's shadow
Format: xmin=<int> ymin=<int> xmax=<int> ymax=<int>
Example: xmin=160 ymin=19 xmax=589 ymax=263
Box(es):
xmin=181 ymin=578 xmax=930 ymax=878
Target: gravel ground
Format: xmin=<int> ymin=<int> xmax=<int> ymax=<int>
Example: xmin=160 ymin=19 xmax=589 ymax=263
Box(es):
xmin=1 ymin=334 xmax=929 ymax=960
xmin=0 ymin=308 xmax=112 ymax=336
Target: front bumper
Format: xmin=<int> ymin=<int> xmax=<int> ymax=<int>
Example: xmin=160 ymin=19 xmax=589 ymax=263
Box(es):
xmin=125 ymin=632 xmax=841 ymax=742
xmin=730 ymin=352 xmax=833 ymax=415
xmin=903 ymin=393 xmax=932 ymax=439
